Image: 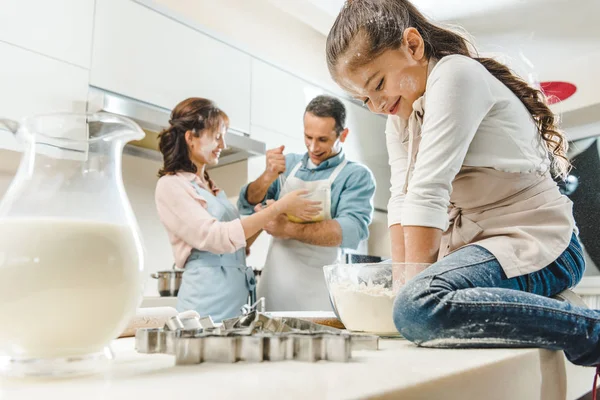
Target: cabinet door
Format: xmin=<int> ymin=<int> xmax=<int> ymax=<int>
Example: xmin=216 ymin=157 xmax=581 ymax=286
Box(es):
xmin=342 ymin=101 xmax=388 ymax=164
xmin=369 ymin=165 xmax=392 ymax=211
xmin=91 ymin=0 xmax=252 ymax=133
xmin=251 ymin=59 xmax=325 ymax=138
xmin=342 ymin=101 xmax=389 ymax=210
xmin=0 ymin=0 xmax=94 ymax=68
xmin=0 ymin=41 xmax=90 ymax=151
xmin=250 ymin=125 xmax=305 ymax=155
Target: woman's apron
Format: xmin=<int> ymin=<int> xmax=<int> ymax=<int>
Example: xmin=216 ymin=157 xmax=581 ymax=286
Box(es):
xmin=258 ymin=159 xmax=348 ymax=311
xmin=176 ymin=183 xmax=256 ymax=322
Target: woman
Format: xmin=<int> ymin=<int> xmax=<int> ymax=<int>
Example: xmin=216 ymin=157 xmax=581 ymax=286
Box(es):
xmin=325 ymin=0 xmax=600 ymax=370
xmin=155 ymin=98 xmax=320 ymax=322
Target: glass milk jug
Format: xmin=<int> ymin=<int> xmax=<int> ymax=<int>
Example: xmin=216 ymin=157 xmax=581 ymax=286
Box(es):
xmin=0 ymin=113 xmax=146 ymax=377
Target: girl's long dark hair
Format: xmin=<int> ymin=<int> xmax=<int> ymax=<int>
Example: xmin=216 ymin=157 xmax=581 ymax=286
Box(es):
xmin=326 ymin=0 xmax=570 ymax=178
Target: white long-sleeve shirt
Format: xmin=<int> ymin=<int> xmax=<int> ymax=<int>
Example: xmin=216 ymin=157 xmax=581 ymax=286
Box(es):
xmin=386 ymin=54 xmax=551 ymax=230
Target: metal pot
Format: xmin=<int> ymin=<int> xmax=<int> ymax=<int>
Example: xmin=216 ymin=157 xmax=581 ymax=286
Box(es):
xmin=151 ymin=268 xmax=184 ymax=297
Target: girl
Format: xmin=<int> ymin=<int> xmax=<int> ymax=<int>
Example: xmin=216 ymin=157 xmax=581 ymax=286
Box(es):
xmin=326 ymin=0 xmax=600 ymax=370
xmin=155 ymin=98 xmax=320 ymax=322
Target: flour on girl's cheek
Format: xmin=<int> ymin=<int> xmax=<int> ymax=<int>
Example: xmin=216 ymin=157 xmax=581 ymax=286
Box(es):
xmin=397 ymin=74 xmax=418 ymax=92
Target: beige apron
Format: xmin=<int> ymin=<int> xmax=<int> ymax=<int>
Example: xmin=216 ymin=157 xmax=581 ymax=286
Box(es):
xmin=258 ymin=159 xmax=347 ymax=311
xmin=402 ymin=94 xmax=575 ymax=278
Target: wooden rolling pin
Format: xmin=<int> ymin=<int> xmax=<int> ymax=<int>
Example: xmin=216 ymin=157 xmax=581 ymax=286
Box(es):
xmin=305 ymin=316 xmax=346 ymax=330
xmin=118 ymin=307 xmax=178 ymax=338
xmin=266 ymin=311 xmax=346 ymax=330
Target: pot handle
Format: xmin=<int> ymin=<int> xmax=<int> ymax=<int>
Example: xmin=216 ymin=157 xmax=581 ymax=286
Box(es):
xmin=150 ymin=273 xmax=160 ymax=279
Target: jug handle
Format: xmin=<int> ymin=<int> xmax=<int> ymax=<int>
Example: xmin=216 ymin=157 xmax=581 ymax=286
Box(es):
xmin=0 ymin=118 xmax=19 ymax=135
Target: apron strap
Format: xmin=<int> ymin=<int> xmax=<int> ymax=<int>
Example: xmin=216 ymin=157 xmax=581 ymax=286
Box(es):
xmin=288 ymin=161 xmax=303 ymax=179
xmin=190 ymin=181 xmax=202 ymax=193
xmin=328 ymin=159 xmax=348 ymax=185
xmin=280 ymin=161 xmax=303 ymax=193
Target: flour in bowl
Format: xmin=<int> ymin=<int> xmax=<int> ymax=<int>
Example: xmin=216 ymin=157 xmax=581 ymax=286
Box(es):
xmin=330 ymin=281 xmax=398 ymax=335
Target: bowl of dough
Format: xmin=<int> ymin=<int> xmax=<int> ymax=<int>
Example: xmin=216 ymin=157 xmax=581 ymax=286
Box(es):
xmin=323 ymin=262 xmax=430 ymax=336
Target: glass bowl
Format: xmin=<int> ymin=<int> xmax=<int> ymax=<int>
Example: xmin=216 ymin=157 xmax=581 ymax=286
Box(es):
xmin=323 ymin=262 xmax=430 ymax=336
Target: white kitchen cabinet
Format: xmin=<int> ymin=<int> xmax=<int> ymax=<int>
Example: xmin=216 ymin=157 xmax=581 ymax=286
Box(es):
xmin=251 ymin=58 xmax=325 ymax=138
xmin=0 ymin=0 xmax=95 ymax=68
xmin=342 ymin=100 xmax=388 ymax=165
xmin=0 ymin=41 xmax=90 ymax=151
xmin=369 ymin=164 xmax=391 ymax=211
xmin=91 ymin=0 xmax=252 ymax=133
xmin=341 ymin=101 xmax=390 ymax=211
xmin=250 ymin=125 xmax=305 ymax=155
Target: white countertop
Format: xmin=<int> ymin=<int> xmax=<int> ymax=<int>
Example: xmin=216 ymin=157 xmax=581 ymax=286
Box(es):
xmin=139 ymin=296 xmax=178 ymax=308
xmin=0 ymin=337 xmax=594 ymax=400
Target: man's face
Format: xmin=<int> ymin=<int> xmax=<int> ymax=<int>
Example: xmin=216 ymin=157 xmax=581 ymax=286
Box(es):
xmin=303 ymin=112 xmax=345 ymax=165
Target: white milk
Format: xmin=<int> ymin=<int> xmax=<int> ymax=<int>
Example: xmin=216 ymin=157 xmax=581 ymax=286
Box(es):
xmin=0 ymin=218 xmax=143 ymax=358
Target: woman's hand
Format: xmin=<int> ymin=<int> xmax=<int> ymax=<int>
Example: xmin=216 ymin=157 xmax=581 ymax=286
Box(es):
xmin=278 ymin=189 xmax=321 ymax=221
xmin=253 ymin=199 xmax=275 ymax=213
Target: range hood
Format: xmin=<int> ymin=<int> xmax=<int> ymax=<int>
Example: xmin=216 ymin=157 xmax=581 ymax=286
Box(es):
xmin=86 ymin=87 xmax=265 ymax=167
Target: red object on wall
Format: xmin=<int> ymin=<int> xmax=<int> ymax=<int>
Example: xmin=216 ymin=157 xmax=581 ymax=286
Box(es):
xmin=540 ymin=81 xmax=577 ymax=105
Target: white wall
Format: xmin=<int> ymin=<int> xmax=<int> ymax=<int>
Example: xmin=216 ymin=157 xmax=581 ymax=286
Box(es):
xmin=368 ymin=211 xmax=392 ymax=259
xmin=150 ymin=0 xmax=337 ymax=92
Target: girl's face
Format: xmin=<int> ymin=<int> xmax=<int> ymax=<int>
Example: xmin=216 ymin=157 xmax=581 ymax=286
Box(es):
xmin=186 ymin=121 xmax=227 ymax=166
xmin=334 ymin=28 xmax=429 ymax=120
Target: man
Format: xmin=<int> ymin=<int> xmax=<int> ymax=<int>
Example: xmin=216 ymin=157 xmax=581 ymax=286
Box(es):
xmin=238 ymin=95 xmax=376 ymax=311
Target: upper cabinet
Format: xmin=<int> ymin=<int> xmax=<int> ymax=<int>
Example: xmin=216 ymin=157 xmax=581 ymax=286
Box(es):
xmin=249 ymin=125 xmax=305 ymax=155
xmin=90 ymin=0 xmax=252 ymax=133
xmin=0 ymin=42 xmax=89 ymax=121
xmin=251 ymin=59 xmax=325 ymax=138
xmin=0 ymin=0 xmax=95 ymax=68
xmin=0 ymin=41 xmax=90 ymax=152
xmin=343 ymin=102 xmax=390 ymax=211
xmin=342 ymin=101 xmax=388 ymax=165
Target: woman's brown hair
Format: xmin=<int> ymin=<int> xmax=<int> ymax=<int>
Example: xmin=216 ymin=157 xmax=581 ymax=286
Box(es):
xmin=157 ymin=98 xmax=229 ymax=190
xmin=326 ymin=0 xmax=570 ymax=178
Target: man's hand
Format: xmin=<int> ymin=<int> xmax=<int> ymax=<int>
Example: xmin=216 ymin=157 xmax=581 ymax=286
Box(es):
xmin=264 ymin=145 xmax=286 ymax=181
xmin=264 ymin=214 xmax=291 ymax=239
xmin=245 ymin=147 xmax=286 ymax=205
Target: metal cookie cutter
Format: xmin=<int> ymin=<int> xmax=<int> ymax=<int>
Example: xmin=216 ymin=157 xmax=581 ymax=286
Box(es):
xmin=174 ymin=336 xmax=203 ymax=366
xmin=236 ymin=335 xmax=264 ymax=363
xmin=241 ymin=297 xmax=266 ymax=315
xmin=137 ymin=307 xmax=379 ymax=364
xmin=290 ymin=333 xmax=322 ymax=362
xmin=181 ymin=316 xmax=203 ymax=330
xmin=323 ymin=334 xmax=352 ymax=362
xmin=135 ymin=328 xmax=166 ymax=354
xmin=261 ymin=333 xmax=292 ymax=361
xmin=203 ymin=335 xmax=237 ymax=363
xmin=165 ymin=315 xmax=185 ymax=331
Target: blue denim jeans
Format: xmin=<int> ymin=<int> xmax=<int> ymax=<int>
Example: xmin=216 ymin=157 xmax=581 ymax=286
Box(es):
xmin=393 ymin=233 xmax=600 ymax=366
